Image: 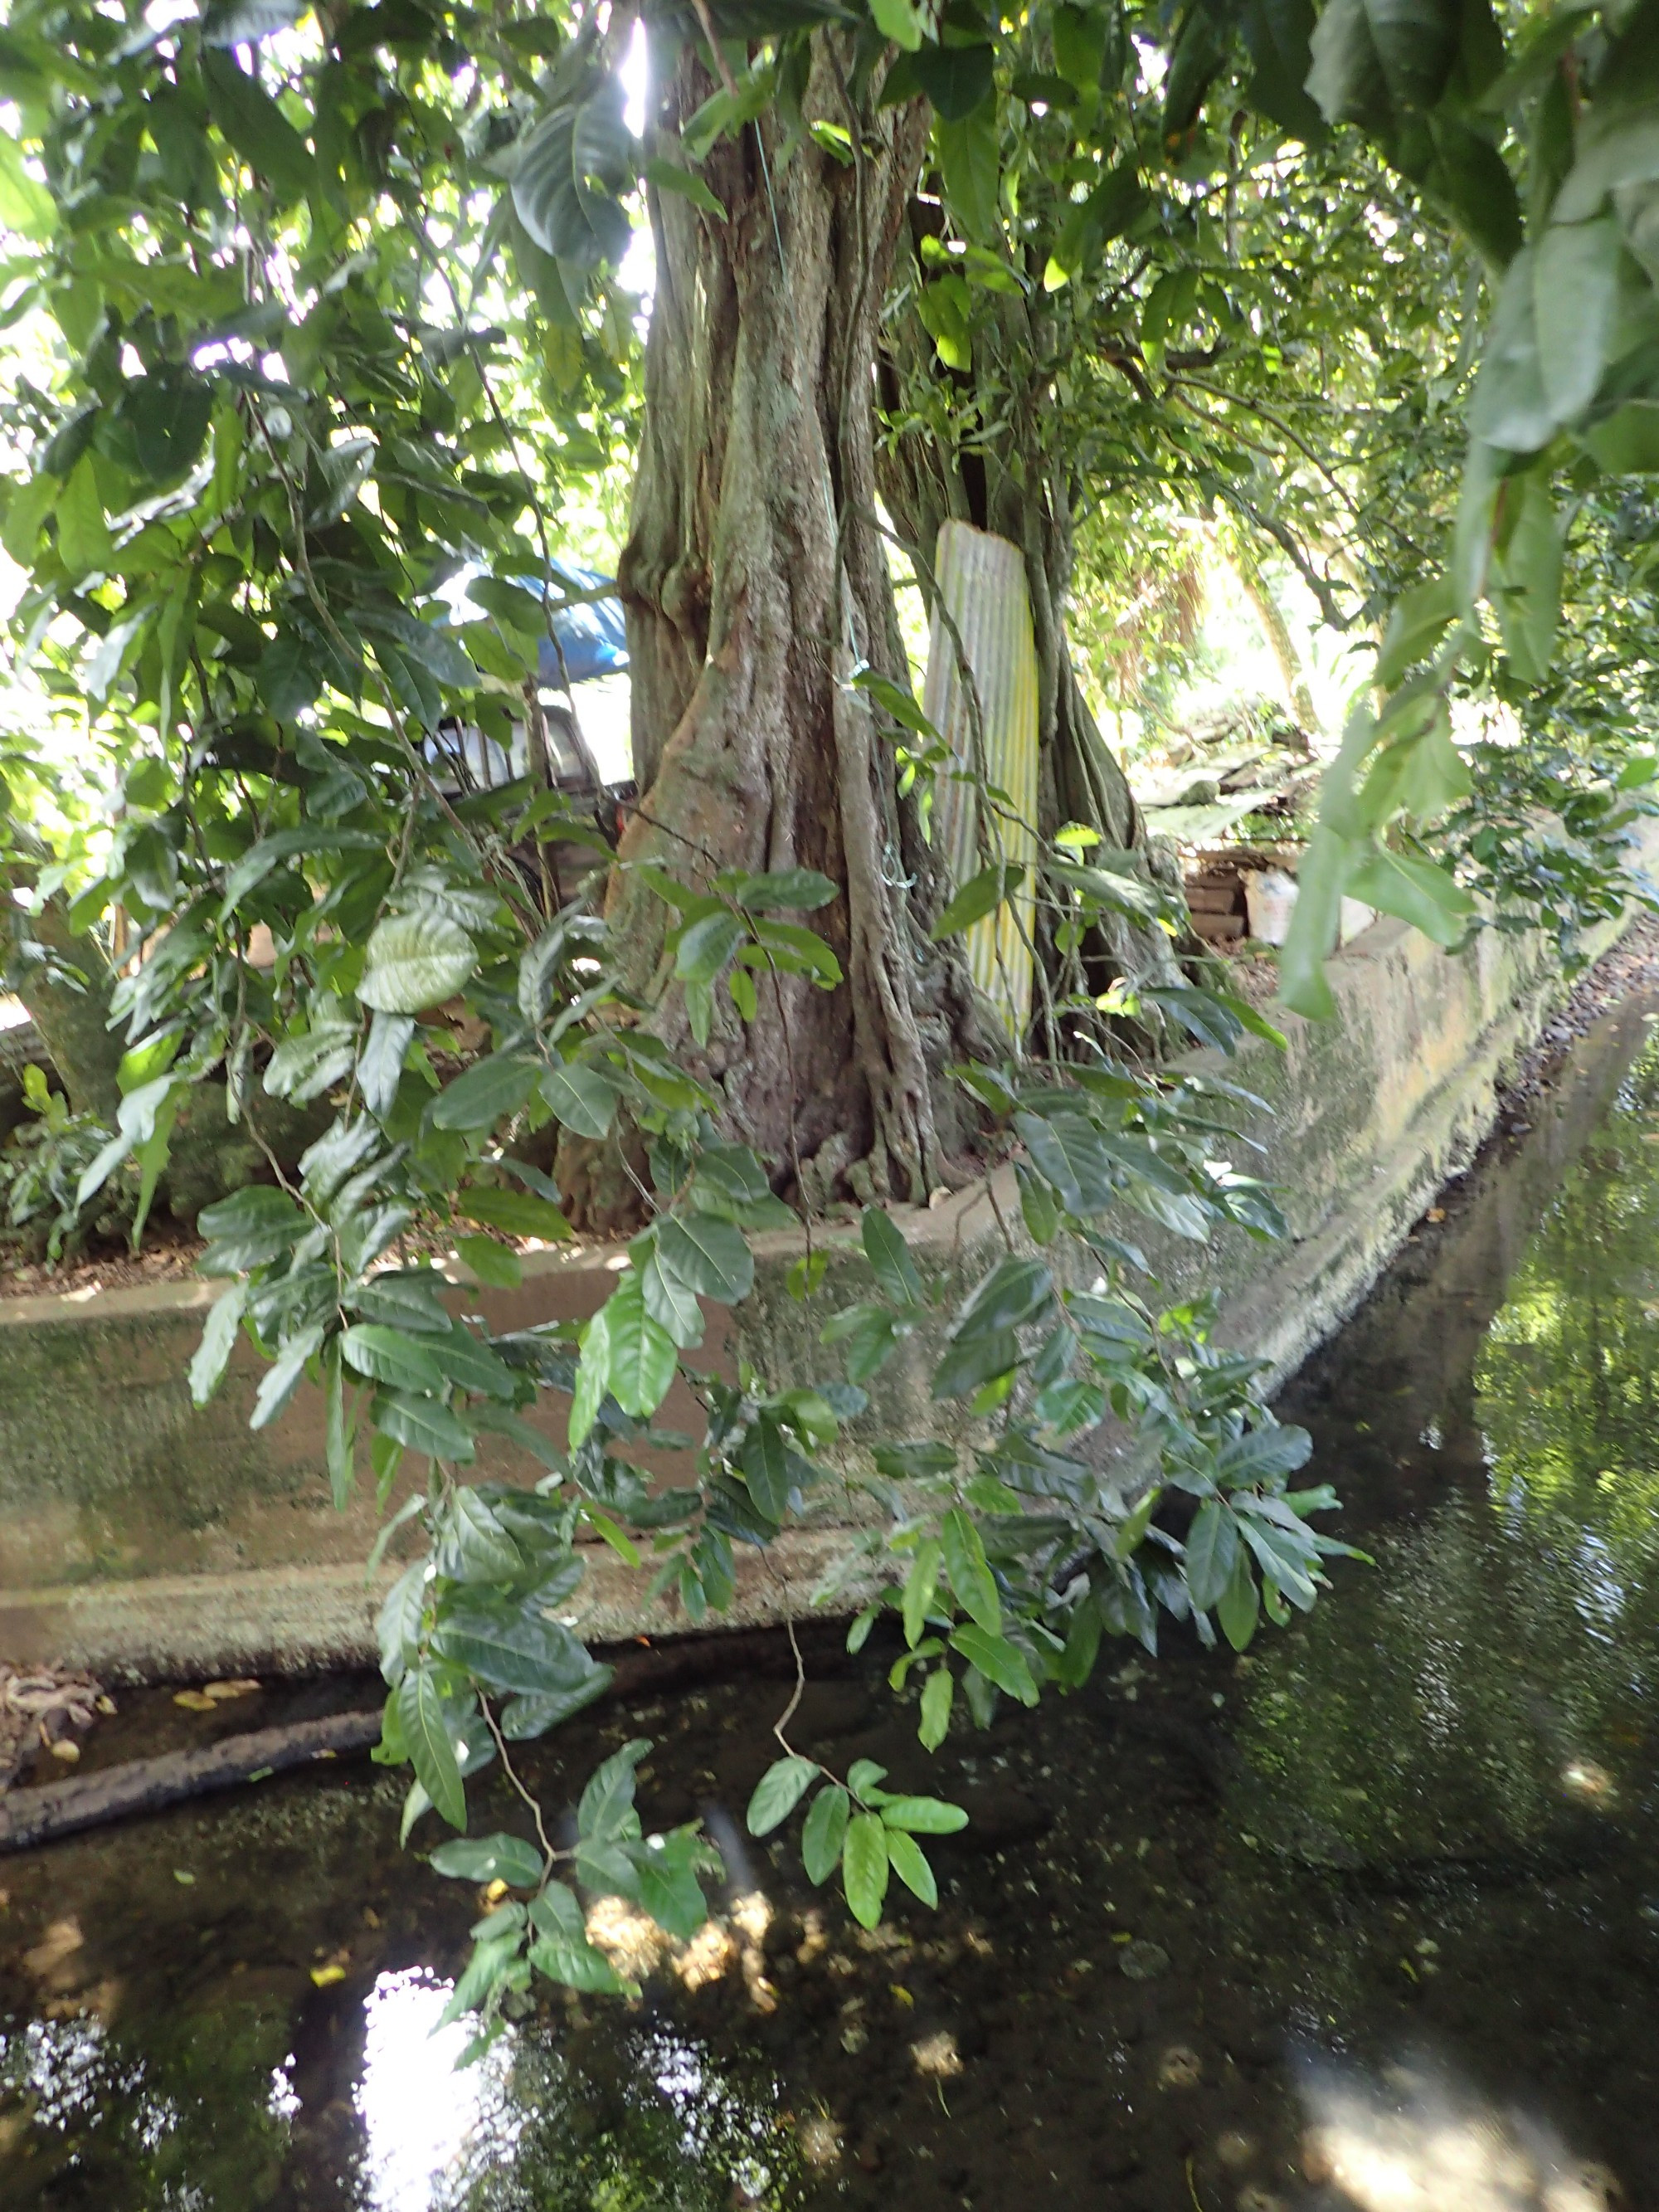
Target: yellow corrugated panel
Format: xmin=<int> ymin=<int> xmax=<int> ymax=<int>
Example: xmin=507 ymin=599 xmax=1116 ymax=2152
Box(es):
xmin=922 ymin=520 xmax=1040 ymax=1043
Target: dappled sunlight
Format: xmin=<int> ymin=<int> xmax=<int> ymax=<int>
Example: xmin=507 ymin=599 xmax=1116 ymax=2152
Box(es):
xmin=1300 ymin=2056 xmax=1623 ymax=2212
xmin=583 ymin=1889 xmax=777 ymax=2008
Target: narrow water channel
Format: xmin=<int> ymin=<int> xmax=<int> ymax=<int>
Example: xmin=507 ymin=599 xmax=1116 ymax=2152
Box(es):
xmin=6 ymin=1001 xmax=1659 ymax=2212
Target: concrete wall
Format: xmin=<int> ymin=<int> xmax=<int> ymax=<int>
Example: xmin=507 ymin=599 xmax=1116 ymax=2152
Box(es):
xmin=3 ymin=836 xmax=1654 ymax=1680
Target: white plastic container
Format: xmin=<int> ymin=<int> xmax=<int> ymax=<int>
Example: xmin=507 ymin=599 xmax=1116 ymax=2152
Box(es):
xmin=1242 ymin=869 xmax=1376 ymax=948
xmin=1243 ymin=868 xmax=1299 ymax=945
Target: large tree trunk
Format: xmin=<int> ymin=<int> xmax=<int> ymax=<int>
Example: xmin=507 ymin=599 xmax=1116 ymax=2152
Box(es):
xmin=567 ymin=43 xmax=965 ymax=1228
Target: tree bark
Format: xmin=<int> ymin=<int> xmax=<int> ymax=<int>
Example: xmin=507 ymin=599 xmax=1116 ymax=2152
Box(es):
xmin=568 ymin=42 xmax=957 ymax=1227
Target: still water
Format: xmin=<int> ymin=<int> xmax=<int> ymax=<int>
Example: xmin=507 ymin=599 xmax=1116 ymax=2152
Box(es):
xmin=7 ymin=1004 xmax=1659 ymax=2211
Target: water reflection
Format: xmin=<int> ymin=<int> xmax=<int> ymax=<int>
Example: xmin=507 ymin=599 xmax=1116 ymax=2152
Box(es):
xmin=1235 ymin=1026 xmax=1659 ymax=1882
xmin=354 ymin=1969 xmax=513 ymax=2211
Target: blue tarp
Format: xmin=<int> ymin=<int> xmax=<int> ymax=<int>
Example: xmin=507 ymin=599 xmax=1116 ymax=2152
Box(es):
xmin=531 ymin=563 xmax=629 ymax=687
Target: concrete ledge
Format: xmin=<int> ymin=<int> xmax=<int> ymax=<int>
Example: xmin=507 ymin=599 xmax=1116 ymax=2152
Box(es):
xmin=3 ymin=826 xmax=1655 ymax=1679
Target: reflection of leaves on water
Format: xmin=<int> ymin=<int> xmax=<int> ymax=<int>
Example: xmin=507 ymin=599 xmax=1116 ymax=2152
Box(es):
xmin=1233 ymin=1045 xmax=1659 ymax=1883
xmin=1232 ymin=1491 xmax=1625 ymax=1875
xmin=411 ymin=2005 xmax=801 ymax=2211
xmin=0 ymin=2009 xmax=257 ymax=2194
xmin=1477 ymin=1035 xmax=1659 ymax=1568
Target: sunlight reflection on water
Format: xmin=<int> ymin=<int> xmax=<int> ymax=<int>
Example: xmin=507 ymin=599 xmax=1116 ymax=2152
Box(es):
xmin=354 ymin=1969 xmax=515 ymax=2212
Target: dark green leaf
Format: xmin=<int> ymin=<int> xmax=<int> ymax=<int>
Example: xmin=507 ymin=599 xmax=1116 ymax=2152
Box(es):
xmin=842 ymin=1811 xmax=889 ymax=1928
xmin=747 ymin=1754 xmax=819 ymax=1834
xmin=202 ymin=49 xmax=315 ymax=204
xmin=429 ymin=1832 xmax=543 ymax=1886
xmin=397 ymin=1664 xmax=467 ymax=1830
xmin=656 ymin=1212 xmax=754 ymax=1303
xmin=861 ymin=1205 xmax=923 ymax=1304
xmin=435 ymin=1600 xmax=600 ymax=1697
xmin=802 ymin=1782 xmax=850 ymax=1883
xmin=432 ymin=1053 xmax=541 ymax=1131
xmin=948 ymin=1623 xmax=1039 ymax=1704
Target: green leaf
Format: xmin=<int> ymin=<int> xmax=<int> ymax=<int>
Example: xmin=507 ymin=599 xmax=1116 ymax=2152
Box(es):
xmin=538 ymin=1059 xmax=618 ymax=1139
xmin=568 ymin=1308 xmax=610 ymax=1450
xmin=1016 ymin=1162 xmax=1060 ymax=1245
xmin=820 ymin=1303 xmax=902 ymax=1382
xmin=936 ymin=105 xmax=1000 ymax=240
xmin=902 ymin=1537 xmax=941 ymax=1648
xmin=656 ymin=1213 xmax=754 ymax=1303
xmin=917 ymin=1666 xmax=953 ymax=1751
xmin=1376 ymin=575 xmax=1458 ymax=688
xmin=429 ymin=1832 xmax=543 ymax=1886
xmin=740 ymin=1417 xmax=791 ymax=1522
xmin=189 ymin=1280 xmax=247 ymax=1407
xmin=374 ymin=1388 xmax=477 ymax=1464
xmin=1216 ymin=1545 xmax=1261 ymax=1651
xmin=251 ymin=1321 xmax=323 ymax=1430
xmin=124 ymin=370 xmax=212 ymax=483
xmin=58 ymin=455 xmax=112 ymax=579
xmin=202 ymin=48 xmax=315 ymax=205
xmin=602 ymin=1274 xmax=677 ymax=1418
xmin=437 ymin=1488 xmax=523 ymax=1581
xmin=341 ymin=1323 xmax=450 ymax=1396
xmin=360 ymin=911 xmax=477 ymax=1014
xmin=882 ymin=1829 xmax=937 ymax=1906
xmin=644 ymin=154 xmax=727 ymax=219
xmin=455 ymin=1235 xmax=523 ymax=1289
xmin=1534 ymin=212 xmax=1620 ymax=426
xmin=747 ymin=1755 xmax=820 ymax=1835
xmin=869 ymin=0 xmax=924 ymax=46
xmin=397 ymin=1665 xmax=467 ymax=1830
xmin=1183 ymin=1498 xmax=1240 ymax=1613
xmin=639 ymin=1239 xmax=705 ymax=1348
xmin=732 ymin=867 xmax=837 ymax=910
xmin=929 ymin=860 xmax=1020 ymax=942
xmin=931 ymin=1327 xmax=1019 ymax=1401
xmin=577 ymin=1737 xmax=649 ymax=1841
xmin=431 ymin=1053 xmax=541 ymax=1131
xmin=676 ymin=909 xmax=747 ymax=986
xmin=362 ymin=608 xmax=477 ymax=694
xmin=0 ymin=133 xmax=52 ymax=238
xmin=500 ymin=1671 xmax=614 ymax=1739
xmin=201 ymin=0 xmax=306 ymax=41
xmin=325 ymin=1339 xmax=355 ymax=1509
xmin=948 ymin=1623 xmax=1039 ymax=1704
xmin=842 ymin=1811 xmax=889 ymax=1928
xmin=435 ymin=1601 xmax=599 ymax=1697
xmin=458 ymin=1186 xmax=571 ymax=1241
xmin=512 ymin=80 xmax=633 ymax=270
xmin=941 ymin=1508 xmax=1001 ymax=1633
xmin=1492 ymin=470 xmax=1562 ymax=683
xmin=914 ymin=41 xmax=995 ymax=116
xmin=1216 ymin=1424 xmax=1313 ymax=1484
xmin=876 ymin=1795 xmax=968 ymax=1834
xmin=1345 ymin=845 xmax=1473 ymax=947
xmin=802 ymin=1782 xmax=850 ymax=1883
xmin=860 ymin=1205 xmax=923 ymax=1304
xmin=951 ymin=1257 xmax=1052 ymax=1342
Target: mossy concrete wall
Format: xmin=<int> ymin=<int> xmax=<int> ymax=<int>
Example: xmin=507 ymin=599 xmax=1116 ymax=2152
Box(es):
xmin=4 ymin=831 xmax=1656 ymax=1681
